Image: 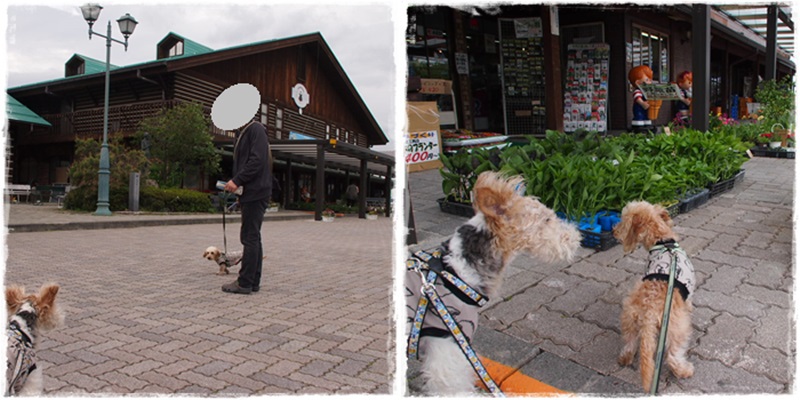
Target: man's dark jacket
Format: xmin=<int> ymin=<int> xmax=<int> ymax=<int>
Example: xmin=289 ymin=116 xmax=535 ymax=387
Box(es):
xmin=232 ymin=121 xmax=272 ymax=203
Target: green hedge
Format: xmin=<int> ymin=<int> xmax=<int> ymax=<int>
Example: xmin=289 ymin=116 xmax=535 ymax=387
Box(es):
xmin=64 ymin=186 xmax=213 ymax=213
xmin=440 ymin=128 xmax=750 ymax=222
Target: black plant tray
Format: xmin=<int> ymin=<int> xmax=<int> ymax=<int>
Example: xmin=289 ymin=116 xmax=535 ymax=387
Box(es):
xmin=733 ymin=169 xmax=746 ymax=185
xmin=580 ymin=228 xmax=618 ymax=251
xmin=678 ymin=188 xmax=709 ymax=214
xmin=664 ymin=202 xmax=680 ymax=218
xmin=708 ymin=169 xmax=746 ymax=198
xmin=750 ymin=147 xmax=796 ymax=159
xmin=437 ymin=197 xmax=475 ymax=218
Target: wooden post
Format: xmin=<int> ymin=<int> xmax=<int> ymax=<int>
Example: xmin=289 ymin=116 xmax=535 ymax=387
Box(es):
xmin=691 ymin=5 xmax=711 ymax=132
xmin=451 ymin=8 xmax=473 ymax=130
xmin=359 ymin=159 xmax=368 ymax=219
xmin=765 ymin=5 xmax=778 ymax=81
xmin=543 ymin=6 xmax=564 ymax=132
xmin=314 ymin=143 xmax=325 ymax=221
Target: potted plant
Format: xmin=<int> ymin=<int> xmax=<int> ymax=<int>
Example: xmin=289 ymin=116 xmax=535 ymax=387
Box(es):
xmin=756 ymin=132 xmax=773 ymax=148
xmin=756 ymin=76 xmax=795 ymax=147
xmin=367 ymin=206 xmax=380 ymax=220
xmin=322 ymin=208 xmax=335 ymax=222
xmin=267 ymin=201 xmax=280 ymax=212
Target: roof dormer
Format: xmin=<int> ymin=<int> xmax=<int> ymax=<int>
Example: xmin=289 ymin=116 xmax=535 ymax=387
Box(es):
xmin=157 ymin=32 xmax=213 ymax=60
xmin=65 ymin=54 xmax=118 ymax=77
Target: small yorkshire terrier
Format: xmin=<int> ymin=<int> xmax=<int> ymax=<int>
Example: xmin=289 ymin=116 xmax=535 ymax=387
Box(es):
xmin=202 ymin=246 xmax=243 ymax=275
xmin=406 ymin=171 xmax=581 ymax=395
xmin=613 ymin=201 xmax=696 ymax=391
xmin=6 ymin=283 xmax=64 ymax=396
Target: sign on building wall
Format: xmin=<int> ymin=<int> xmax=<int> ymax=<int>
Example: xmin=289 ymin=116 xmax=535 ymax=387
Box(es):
xmin=514 ymin=18 xmax=543 ymax=38
xmin=455 ymin=52 xmax=469 ymax=75
xmin=406 ymin=101 xmax=442 ymax=172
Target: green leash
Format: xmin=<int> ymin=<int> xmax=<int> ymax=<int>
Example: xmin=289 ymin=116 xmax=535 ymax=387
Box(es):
xmin=650 ymin=247 xmax=678 ymax=395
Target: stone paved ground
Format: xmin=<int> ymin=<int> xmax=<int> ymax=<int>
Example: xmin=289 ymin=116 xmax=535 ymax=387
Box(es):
xmin=407 ymin=156 xmax=795 ymax=394
xmin=5 ymin=216 xmax=393 ymax=395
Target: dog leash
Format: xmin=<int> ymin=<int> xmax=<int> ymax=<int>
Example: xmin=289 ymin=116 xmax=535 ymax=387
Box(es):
xmin=650 ymin=242 xmax=680 ymax=395
xmin=407 ymin=250 xmax=504 ymax=397
xmin=218 ymin=183 xmax=232 ymax=269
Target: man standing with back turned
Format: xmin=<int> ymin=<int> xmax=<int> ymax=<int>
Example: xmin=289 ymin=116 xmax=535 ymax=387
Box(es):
xmin=212 ymin=83 xmax=272 ymax=295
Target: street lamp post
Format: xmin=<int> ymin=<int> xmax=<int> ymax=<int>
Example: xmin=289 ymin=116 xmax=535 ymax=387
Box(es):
xmin=79 ymin=3 xmax=138 ymax=215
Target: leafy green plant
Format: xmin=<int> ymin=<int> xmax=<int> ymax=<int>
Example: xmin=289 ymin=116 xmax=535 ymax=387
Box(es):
xmin=755 ymin=75 xmax=795 ymax=130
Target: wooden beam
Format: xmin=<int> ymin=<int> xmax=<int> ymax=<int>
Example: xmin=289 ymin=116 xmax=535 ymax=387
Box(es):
xmin=765 ymin=5 xmax=778 ymax=80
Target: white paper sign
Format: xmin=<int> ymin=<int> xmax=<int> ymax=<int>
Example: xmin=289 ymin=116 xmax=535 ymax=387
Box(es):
xmin=406 ymin=130 xmax=441 ymax=165
xmin=455 ymin=52 xmax=469 ymax=75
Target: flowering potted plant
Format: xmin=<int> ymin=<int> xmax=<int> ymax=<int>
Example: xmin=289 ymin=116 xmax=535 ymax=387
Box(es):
xmin=756 ymin=132 xmax=774 ymax=147
xmin=322 ymin=208 xmax=335 ymax=222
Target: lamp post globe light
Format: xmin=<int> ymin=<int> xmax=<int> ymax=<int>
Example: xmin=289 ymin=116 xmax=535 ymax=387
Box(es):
xmin=79 ymin=3 xmax=138 ymax=215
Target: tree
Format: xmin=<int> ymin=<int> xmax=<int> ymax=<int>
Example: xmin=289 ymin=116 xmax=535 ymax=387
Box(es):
xmin=137 ymin=102 xmax=221 ymax=188
xmin=69 ymin=133 xmax=148 ymax=189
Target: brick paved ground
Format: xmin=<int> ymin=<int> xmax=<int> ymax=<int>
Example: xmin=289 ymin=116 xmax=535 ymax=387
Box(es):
xmin=5 ymin=216 xmax=393 ymax=394
xmin=407 ymin=156 xmax=795 ymax=394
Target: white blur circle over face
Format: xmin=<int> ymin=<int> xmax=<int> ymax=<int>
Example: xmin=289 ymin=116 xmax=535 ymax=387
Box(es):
xmin=211 ymin=83 xmax=261 ymax=130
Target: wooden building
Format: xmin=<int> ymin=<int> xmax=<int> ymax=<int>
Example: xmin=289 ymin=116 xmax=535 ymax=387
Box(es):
xmin=6 ymin=32 xmax=393 ymax=216
xmin=407 ymin=4 xmax=794 ymax=136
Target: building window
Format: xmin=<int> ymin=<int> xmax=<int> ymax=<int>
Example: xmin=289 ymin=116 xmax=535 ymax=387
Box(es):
xmin=407 ymin=7 xmax=452 ymax=79
xmin=168 ymin=41 xmax=184 ymax=57
xmin=631 ymin=26 xmax=669 ymax=83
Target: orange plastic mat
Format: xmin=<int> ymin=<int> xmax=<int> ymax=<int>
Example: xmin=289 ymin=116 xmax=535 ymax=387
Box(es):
xmin=477 ymin=356 xmax=571 ymax=396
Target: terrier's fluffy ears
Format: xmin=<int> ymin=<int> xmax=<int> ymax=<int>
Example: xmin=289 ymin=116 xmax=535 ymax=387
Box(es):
xmin=473 ymin=171 xmax=525 ymax=219
xmin=6 ymin=283 xmax=62 ymax=329
xmin=614 ymin=201 xmax=675 ymax=253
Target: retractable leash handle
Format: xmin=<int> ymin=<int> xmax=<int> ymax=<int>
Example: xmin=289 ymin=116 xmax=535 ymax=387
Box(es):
xmin=650 ymin=249 xmax=678 ymax=395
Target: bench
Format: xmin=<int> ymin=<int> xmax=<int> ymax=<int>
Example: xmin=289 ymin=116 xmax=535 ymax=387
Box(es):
xmin=4 ymin=184 xmax=32 ymax=202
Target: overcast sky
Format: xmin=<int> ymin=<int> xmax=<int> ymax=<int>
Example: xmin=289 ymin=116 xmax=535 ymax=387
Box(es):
xmin=2 ymin=0 xmax=399 ymax=151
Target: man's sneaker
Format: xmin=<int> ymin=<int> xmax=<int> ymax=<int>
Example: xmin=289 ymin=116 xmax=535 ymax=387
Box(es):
xmin=222 ymin=281 xmax=251 ymax=294
xmin=251 ymin=286 xmax=260 ymax=292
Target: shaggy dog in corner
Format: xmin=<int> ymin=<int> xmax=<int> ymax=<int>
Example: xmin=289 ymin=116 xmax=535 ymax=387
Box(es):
xmin=613 ymin=201 xmax=696 ymax=391
xmin=6 ymin=283 xmax=64 ymax=396
xmin=406 ymin=171 xmax=581 ymax=395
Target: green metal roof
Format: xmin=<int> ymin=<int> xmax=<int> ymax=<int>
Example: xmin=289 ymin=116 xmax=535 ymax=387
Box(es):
xmin=72 ymin=54 xmax=119 ymax=74
xmin=160 ymin=32 xmax=214 ymax=58
xmin=6 ymin=94 xmax=51 ymax=126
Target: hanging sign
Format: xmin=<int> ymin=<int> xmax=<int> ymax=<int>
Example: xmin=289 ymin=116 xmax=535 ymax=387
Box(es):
xmin=291 ymin=83 xmax=310 ymax=114
xmin=419 ymin=79 xmax=452 ymax=95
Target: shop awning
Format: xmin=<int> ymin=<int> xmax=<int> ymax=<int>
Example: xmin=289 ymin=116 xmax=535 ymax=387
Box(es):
xmin=270 ymin=139 xmax=394 ymax=176
xmin=716 ymin=4 xmax=794 ymax=57
xmin=6 ymin=94 xmax=51 ymax=127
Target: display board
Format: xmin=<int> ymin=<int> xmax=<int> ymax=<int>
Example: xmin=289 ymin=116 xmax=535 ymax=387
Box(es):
xmin=499 ymin=18 xmax=546 ymax=136
xmin=563 ymin=43 xmax=610 ymax=133
xmin=638 ymin=83 xmax=683 ymax=100
xmin=406 ymin=101 xmax=443 ymax=172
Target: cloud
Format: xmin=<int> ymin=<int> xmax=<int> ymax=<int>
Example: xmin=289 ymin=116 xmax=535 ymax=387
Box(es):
xmin=5 ymin=2 xmax=397 ymax=145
